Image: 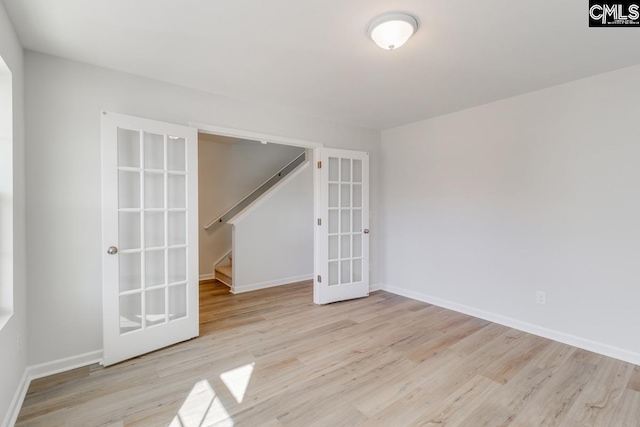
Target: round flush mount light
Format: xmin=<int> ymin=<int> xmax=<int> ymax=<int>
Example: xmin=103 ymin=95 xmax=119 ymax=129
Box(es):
xmin=366 ymin=12 xmax=419 ymax=50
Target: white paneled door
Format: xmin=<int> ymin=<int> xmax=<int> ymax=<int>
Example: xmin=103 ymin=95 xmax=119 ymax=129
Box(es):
xmin=315 ymin=148 xmax=369 ymax=304
xmin=101 ymin=112 xmax=198 ymax=366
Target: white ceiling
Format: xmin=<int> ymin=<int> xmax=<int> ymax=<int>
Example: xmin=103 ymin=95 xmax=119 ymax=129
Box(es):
xmin=4 ymin=0 xmax=640 ymax=130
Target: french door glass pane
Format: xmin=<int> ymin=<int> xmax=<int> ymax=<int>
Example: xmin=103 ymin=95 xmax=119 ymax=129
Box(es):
xmin=144 ymin=132 xmax=164 ymax=170
xmin=145 ymin=172 xmax=164 ymax=208
xmin=145 ymin=288 xmax=166 ymax=327
xmin=168 ymin=174 xmax=186 ymax=209
xmin=340 ymin=260 xmax=351 ymax=284
xmin=328 ymin=210 xmax=339 ymax=234
xmin=168 ymin=211 xmax=186 ymax=245
xmin=120 ymin=293 xmax=142 ymax=333
xmin=341 ymin=235 xmax=351 ymax=258
xmin=328 ymin=261 xmax=339 ymax=286
xmin=353 ymin=235 xmax=362 ymax=258
xmin=353 ymin=209 xmax=362 ymax=233
xmin=168 ymin=137 xmax=186 ymax=171
xmin=341 ymin=159 xmax=351 ymax=182
xmin=119 ymin=253 xmax=141 ymax=292
xmin=168 ymin=247 xmax=187 ymax=283
xmin=353 ymin=160 xmax=362 ymax=183
xmin=353 ymin=259 xmax=362 ymax=282
xmin=341 ymin=184 xmax=351 ymax=207
xmin=340 ymin=210 xmax=351 ymax=233
xmin=145 ymin=250 xmax=165 ymax=287
xmin=328 ymin=158 xmax=339 ymax=181
xmin=353 ymin=184 xmax=362 ymax=208
xmin=119 ymin=212 xmax=141 ymax=251
xmin=329 ymin=236 xmax=338 ymax=260
xmin=117 ymin=128 xmax=140 ymax=168
xmin=145 ymin=212 xmax=165 ymax=248
xmin=169 ymin=285 xmax=187 ymax=320
xmin=328 ymin=184 xmax=339 ymax=208
xmin=118 ymin=171 xmax=140 ymax=208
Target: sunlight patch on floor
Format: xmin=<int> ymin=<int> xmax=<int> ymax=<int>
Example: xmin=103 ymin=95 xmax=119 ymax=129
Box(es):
xmin=220 ymin=362 xmax=255 ymax=404
xmin=170 ymin=380 xmax=233 ymax=427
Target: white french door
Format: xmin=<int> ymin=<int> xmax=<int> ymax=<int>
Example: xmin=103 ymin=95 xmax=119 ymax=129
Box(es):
xmin=314 ymin=148 xmax=370 ymax=305
xmin=101 ymin=112 xmax=198 ymax=366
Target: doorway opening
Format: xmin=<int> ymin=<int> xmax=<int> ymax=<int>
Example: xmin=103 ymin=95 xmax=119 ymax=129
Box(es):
xmin=196 ymin=130 xmax=315 ymax=309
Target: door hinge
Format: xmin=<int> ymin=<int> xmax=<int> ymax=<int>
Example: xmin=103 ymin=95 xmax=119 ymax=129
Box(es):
xmin=317 ymin=218 xmax=322 ymax=226
xmin=317 ymin=161 xmax=322 ymax=169
xmin=317 ymin=275 xmax=322 ymax=283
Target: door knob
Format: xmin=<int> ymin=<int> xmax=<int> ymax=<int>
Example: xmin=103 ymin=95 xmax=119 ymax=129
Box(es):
xmin=363 ymin=229 xmax=370 ymax=234
xmin=107 ymin=246 xmax=118 ymax=255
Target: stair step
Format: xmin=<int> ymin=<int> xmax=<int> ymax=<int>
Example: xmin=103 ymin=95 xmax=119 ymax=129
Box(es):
xmin=215 ymin=264 xmax=233 ymax=288
xmin=216 ymin=265 xmax=232 ymax=278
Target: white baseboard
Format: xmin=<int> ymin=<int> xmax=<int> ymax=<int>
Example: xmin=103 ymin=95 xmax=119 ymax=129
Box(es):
xmin=27 ymin=350 xmax=103 ymax=381
xmin=380 ymin=283 xmax=640 ymax=366
xmin=2 ymin=369 xmax=28 ymax=427
xmin=199 ymin=273 xmax=215 ymax=281
xmin=3 ymin=350 xmax=102 ymax=427
xmin=369 ymin=283 xmax=382 ymax=292
xmin=232 ymin=274 xmax=313 ymax=294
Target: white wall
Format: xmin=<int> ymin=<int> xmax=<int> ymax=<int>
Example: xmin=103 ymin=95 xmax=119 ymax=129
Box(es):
xmin=199 ymin=135 xmax=304 ymax=277
xmin=380 ymin=64 xmax=640 ymax=362
xmin=0 ymin=1 xmax=27 ymax=425
xmin=231 ymin=162 xmax=313 ymax=292
xmin=25 ymin=51 xmax=380 ymax=366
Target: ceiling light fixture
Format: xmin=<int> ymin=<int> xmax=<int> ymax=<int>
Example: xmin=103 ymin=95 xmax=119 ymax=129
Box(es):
xmin=366 ymin=12 xmax=419 ymax=50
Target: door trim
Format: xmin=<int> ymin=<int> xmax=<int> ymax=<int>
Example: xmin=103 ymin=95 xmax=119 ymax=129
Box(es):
xmin=190 ymin=122 xmax=323 ymax=149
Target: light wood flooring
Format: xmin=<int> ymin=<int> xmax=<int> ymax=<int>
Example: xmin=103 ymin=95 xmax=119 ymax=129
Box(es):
xmin=16 ymin=281 xmax=640 ymax=426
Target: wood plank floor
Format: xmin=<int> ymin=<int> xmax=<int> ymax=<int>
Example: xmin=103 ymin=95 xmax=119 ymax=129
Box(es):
xmin=16 ymin=281 xmax=640 ymax=426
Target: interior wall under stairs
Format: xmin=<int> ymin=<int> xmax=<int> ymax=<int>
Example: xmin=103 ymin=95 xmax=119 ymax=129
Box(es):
xmin=232 ymin=163 xmax=313 ymax=292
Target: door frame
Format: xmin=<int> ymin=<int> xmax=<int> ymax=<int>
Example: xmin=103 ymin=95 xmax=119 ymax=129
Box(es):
xmin=190 ymin=121 xmax=328 ymax=303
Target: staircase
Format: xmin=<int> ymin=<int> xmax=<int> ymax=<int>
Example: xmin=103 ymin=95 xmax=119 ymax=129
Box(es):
xmin=204 ymin=150 xmax=307 ymax=290
xmin=215 ymin=253 xmax=233 ymax=288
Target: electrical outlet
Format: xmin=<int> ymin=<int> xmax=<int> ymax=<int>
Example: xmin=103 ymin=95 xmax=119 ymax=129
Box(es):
xmin=536 ymin=291 xmax=546 ymax=305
